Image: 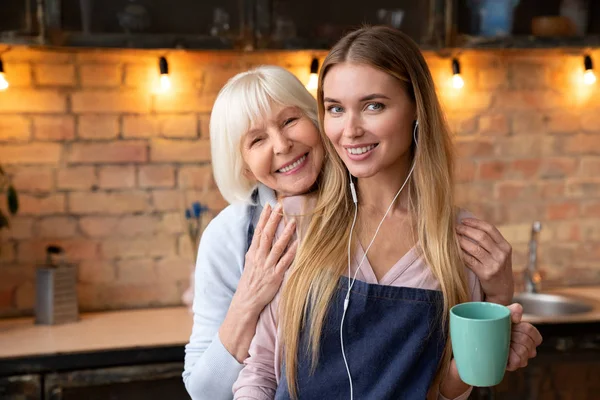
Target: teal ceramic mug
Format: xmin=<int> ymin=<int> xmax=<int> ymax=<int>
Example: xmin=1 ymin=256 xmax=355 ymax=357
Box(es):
xmin=450 ymin=302 xmax=511 ymax=387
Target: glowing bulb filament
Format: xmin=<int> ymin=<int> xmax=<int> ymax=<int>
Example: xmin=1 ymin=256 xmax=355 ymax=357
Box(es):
xmin=584 ymin=69 xmax=596 ymax=85
xmin=307 ymin=73 xmax=318 ymax=91
xmin=0 ymin=73 xmax=8 ymax=91
xmin=160 ymin=74 xmax=171 ymax=91
xmin=452 ymin=74 xmax=464 ymax=89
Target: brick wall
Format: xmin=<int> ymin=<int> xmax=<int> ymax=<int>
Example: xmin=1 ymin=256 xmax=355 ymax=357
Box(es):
xmin=0 ymin=46 xmax=598 ymax=317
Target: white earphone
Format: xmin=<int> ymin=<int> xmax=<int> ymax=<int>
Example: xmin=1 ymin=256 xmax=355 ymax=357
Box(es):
xmin=341 ymin=120 xmax=419 ymax=400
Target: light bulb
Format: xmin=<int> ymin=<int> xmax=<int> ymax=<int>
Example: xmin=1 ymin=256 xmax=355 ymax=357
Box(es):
xmin=0 ymin=73 xmax=8 ymax=91
xmin=451 ymin=58 xmax=464 ymax=89
xmin=160 ymin=74 xmax=171 ymax=91
xmin=452 ymin=74 xmax=464 ymax=89
xmin=307 ymin=73 xmax=318 ymax=91
xmin=584 ymin=69 xmax=596 ymax=85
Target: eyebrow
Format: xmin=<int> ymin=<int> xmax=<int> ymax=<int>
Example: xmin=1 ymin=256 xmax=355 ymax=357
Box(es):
xmin=323 ymin=93 xmax=391 ymax=103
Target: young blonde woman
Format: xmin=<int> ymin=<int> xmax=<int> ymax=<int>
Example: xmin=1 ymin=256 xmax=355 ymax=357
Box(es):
xmin=232 ymin=28 xmax=542 ymax=400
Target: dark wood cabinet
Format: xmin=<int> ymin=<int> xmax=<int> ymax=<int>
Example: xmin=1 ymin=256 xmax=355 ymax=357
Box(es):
xmin=0 ymin=374 xmax=41 ymax=400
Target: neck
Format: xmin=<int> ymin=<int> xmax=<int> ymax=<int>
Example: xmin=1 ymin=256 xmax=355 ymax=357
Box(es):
xmin=356 ymin=158 xmax=412 ymax=214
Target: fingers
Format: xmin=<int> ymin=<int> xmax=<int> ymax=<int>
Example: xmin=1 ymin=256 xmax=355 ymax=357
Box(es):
xmin=266 ymin=219 xmax=297 ymax=267
xmin=507 ymin=303 xmax=523 ymax=324
xmin=249 ymin=203 xmax=272 ymax=253
xmin=461 ymin=218 xmax=504 ymax=245
xmin=258 ymin=203 xmax=283 ymax=254
xmin=275 ymin=239 xmax=298 ymax=276
xmin=456 ymin=223 xmax=506 ymax=263
xmin=506 ymin=342 xmax=529 ymax=371
xmin=511 ymin=331 xmax=536 ymax=357
xmin=513 ymin=321 xmax=543 ymax=347
xmin=457 ymin=235 xmax=487 ymax=273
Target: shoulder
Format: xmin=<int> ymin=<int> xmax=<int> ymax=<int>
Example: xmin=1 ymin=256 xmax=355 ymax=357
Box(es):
xmin=200 ymin=202 xmax=251 ymax=247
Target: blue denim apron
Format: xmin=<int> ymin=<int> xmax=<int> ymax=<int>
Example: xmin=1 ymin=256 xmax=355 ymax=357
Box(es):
xmin=274 ymin=276 xmax=446 ymax=399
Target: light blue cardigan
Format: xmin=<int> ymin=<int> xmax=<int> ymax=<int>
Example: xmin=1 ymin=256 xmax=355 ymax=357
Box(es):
xmin=183 ymin=184 xmax=277 ymax=400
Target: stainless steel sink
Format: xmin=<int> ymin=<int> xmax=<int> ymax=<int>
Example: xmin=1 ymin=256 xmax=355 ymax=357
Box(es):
xmin=513 ymin=292 xmax=600 ymax=324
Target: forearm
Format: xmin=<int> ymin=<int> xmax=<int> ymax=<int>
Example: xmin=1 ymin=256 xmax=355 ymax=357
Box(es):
xmin=219 ymin=292 xmax=261 ymax=363
xmin=438 ymin=359 xmax=472 ymax=400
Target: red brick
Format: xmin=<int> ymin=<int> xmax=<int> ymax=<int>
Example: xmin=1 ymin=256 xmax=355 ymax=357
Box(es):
xmin=539 ymin=158 xmax=578 ymax=179
xmin=547 ymin=113 xmax=580 ymax=134
xmin=150 ymin=139 xmax=211 ymax=162
xmin=0 ymin=116 xmax=31 ymax=141
xmin=155 ymin=256 xmax=192 ymax=282
xmin=3 ymin=48 xmax=73 ymax=63
xmin=76 ymin=50 xmax=154 ymax=64
xmin=101 ymin=235 xmax=177 ymax=259
xmin=68 ymin=141 xmax=147 ymax=164
xmin=184 ymin=189 xmax=227 ymax=210
xmin=160 ymin=212 xmax=185 ymax=235
xmin=479 ymin=114 xmax=509 ymax=136
xmin=151 ymin=190 xmax=181 ymax=211
xmin=3 ymin=63 xmax=32 ymax=87
xmin=510 ymin=159 xmax=541 ymax=179
xmin=201 ymin=69 xmax=238 ymax=94
xmin=199 ymin=114 xmax=210 ymax=138
xmin=57 ymin=166 xmax=97 ymax=190
xmin=80 ymin=64 xmax=122 ymax=87
xmin=116 ymin=258 xmax=156 ymax=284
xmin=447 ymin=112 xmax=478 ymax=136
xmin=455 ymin=159 xmax=476 ymax=183
xmin=0 ymin=242 xmax=16 ymax=263
xmin=538 ymin=181 xmax=566 ymax=199
xmin=78 ymin=115 xmax=119 ymax=139
xmin=122 ymin=115 xmax=158 ymax=138
xmin=477 ymin=68 xmax=507 ymax=90
xmin=478 ymin=161 xmax=507 ymax=180
xmin=33 ymin=116 xmax=75 ymax=141
xmin=69 ymin=191 xmax=150 ymax=214
xmin=546 ymin=202 xmax=580 ymax=220
xmin=494 ymin=91 xmax=563 ymax=110
xmin=566 ymin=180 xmax=600 ymax=198
xmin=12 ymin=168 xmax=54 ymax=192
xmin=511 ymin=112 xmax=546 ymax=135
xmin=178 ymin=234 xmax=195 ymax=261
xmin=0 ymin=90 xmax=67 ymax=113
xmin=124 ymin=64 xmax=155 ymax=88
xmin=581 ymin=112 xmax=600 ymax=132
xmin=36 ymin=216 xmax=78 ymax=238
xmin=34 ymin=64 xmax=76 ymax=86
xmin=72 ymin=91 xmax=151 ymax=113
xmin=579 ymin=157 xmax=600 ymax=177
xmin=160 ymin=114 xmax=198 ymax=138
xmin=455 ymin=138 xmax=494 ymax=158
xmin=496 ymin=136 xmax=545 ymax=158
xmin=17 ymin=239 xmax=98 ymax=262
xmin=495 ymin=182 xmax=534 ymax=202
xmin=565 ymin=134 xmax=600 ymax=155
xmin=115 ymin=215 xmax=161 ymax=236
xmin=79 ymin=216 xmax=118 ymax=237
xmin=500 ymin=203 xmax=544 ymax=224
xmin=138 ymin=165 xmax=175 ymax=188
xmin=582 ymin=201 xmax=600 ymax=218
xmin=439 ymin=91 xmax=492 ymax=112
xmin=98 ymin=165 xmax=136 ymax=189
xmin=580 ymin=220 xmax=600 ymax=241
xmin=78 ymin=260 xmax=116 ymax=283
xmin=154 ymin=92 xmax=214 ymax=113
xmin=509 ymin=63 xmax=548 ymax=89
xmin=178 ymin=165 xmax=215 ymax=189
xmin=0 ymin=143 xmax=61 ymax=164
xmin=93 ymin=281 xmax=181 ymax=309
xmin=14 ymin=281 xmax=34 ymax=310
xmin=18 ymin=194 xmax=66 ymax=215
xmin=5 ymin=217 xmax=34 ymax=239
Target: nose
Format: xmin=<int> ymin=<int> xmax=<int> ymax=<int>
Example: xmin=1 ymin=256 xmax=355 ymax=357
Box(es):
xmin=342 ymin=112 xmax=365 ymax=139
xmin=273 ymin=131 xmax=293 ymax=155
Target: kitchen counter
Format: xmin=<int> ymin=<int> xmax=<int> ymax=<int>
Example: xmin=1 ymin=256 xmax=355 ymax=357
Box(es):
xmin=0 ymin=306 xmax=193 ymax=377
xmin=520 ymin=285 xmax=600 ymax=325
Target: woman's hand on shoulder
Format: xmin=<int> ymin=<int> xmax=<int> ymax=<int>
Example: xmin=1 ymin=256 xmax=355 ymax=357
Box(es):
xmin=456 ymin=218 xmax=514 ymax=305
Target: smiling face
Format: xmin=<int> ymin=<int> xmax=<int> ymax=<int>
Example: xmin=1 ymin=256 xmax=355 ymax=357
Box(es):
xmin=322 ymin=62 xmax=416 ymax=180
xmin=240 ymin=103 xmax=324 ymax=197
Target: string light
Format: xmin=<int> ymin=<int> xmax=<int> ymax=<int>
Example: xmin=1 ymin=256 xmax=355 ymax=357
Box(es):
xmin=306 ymin=57 xmax=319 ymax=91
xmin=158 ymin=56 xmax=171 ymax=92
xmin=0 ymin=58 xmax=9 ymax=91
xmin=451 ymin=58 xmax=464 ymax=89
xmin=583 ymin=55 xmax=596 ymax=85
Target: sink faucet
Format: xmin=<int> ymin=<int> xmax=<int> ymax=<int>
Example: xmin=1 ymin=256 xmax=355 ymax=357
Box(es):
xmin=523 ymin=221 xmax=543 ymax=293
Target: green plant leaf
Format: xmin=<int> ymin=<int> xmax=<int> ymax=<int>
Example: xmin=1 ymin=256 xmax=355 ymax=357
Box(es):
xmin=0 ymin=210 xmax=9 ymax=229
xmin=7 ymin=185 xmax=18 ymax=215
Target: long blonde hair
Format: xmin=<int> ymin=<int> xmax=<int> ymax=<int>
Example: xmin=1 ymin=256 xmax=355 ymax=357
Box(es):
xmin=280 ymin=26 xmax=470 ymax=398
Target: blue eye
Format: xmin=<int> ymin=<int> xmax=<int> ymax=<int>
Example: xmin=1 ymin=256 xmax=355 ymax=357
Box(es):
xmin=327 ymin=105 xmax=343 ymax=114
xmin=366 ymin=102 xmax=384 ymax=111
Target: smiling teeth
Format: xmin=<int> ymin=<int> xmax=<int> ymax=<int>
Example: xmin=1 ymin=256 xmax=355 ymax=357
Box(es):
xmin=347 ymin=145 xmax=376 ymax=155
xmin=279 ymin=155 xmax=306 ymax=173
